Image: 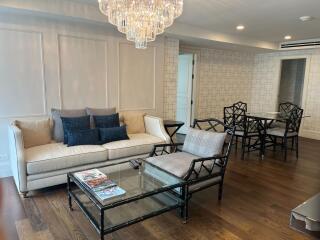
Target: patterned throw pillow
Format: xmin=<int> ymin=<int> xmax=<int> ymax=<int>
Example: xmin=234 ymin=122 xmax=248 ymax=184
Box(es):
xmin=182 ymin=128 xmax=227 ymax=158
xmin=93 ymin=113 xmax=120 ymax=129
xmin=67 ymin=129 xmax=100 ymax=147
xmin=61 ymin=116 xmax=90 ymax=144
xmin=99 ymin=125 xmax=129 ymax=144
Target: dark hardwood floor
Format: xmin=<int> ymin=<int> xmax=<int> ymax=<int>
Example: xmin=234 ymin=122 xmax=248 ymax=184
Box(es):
xmin=1 ymin=137 xmax=319 ymax=240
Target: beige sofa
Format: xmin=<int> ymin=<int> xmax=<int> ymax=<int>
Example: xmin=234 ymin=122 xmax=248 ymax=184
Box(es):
xmin=9 ymin=115 xmax=169 ymax=196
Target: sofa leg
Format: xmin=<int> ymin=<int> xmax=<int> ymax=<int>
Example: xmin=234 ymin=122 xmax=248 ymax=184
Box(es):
xmin=21 ymin=191 xmax=29 ymax=198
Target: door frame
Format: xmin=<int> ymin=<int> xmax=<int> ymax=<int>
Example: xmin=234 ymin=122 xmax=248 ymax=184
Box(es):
xmin=179 ymin=46 xmax=200 ymax=124
xmin=277 ymin=55 xmax=311 ymax=112
xmin=277 ymin=54 xmax=311 ymax=133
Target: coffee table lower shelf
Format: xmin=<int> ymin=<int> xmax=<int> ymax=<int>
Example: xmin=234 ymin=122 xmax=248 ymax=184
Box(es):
xmin=67 ymin=173 xmax=187 ymax=240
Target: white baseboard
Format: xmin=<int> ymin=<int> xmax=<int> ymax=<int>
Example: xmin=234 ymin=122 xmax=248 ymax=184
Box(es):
xmin=300 ymin=129 xmax=320 ymax=140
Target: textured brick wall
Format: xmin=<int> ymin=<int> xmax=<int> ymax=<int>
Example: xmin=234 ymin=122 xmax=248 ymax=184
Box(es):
xmin=197 ymin=48 xmax=255 ymax=119
xmin=163 ymin=37 xmax=179 ymax=120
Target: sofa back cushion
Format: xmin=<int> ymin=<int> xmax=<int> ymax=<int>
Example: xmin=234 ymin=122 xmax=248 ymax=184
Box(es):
xmin=15 ymin=118 xmax=51 ymax=148
xmin=93 ymin=113 xmax=120 ymax=129
xmin=61 ymin=116 xmax=91 ymax=144
xmin=51 ymin=108 xmax=87 ymax=142
xmin=120 ymin=111 xmax=146 ymax=134
xmin=67 ymin=129 xmax=100 ymax=147
xmin=86 ymin=107 xmax=116 ymax=116
xmin=99 ymin=125 xmax=129 ymax=144
xmin=182 ymin=128 xmax=227 ymax=158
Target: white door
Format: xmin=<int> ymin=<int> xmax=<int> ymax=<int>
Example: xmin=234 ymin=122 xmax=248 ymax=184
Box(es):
xmin=176 ymin=54 xmax=194 ymax=134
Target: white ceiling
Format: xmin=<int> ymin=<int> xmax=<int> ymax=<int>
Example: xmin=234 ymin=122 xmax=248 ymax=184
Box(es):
xmin=177 ymin=0 xmax=320 ymax=43
xmin=2 ymin=0 xmax=320 ymax=51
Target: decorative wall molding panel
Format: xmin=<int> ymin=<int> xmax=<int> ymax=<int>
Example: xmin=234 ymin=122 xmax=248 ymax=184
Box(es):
xmin=118 ymin=42 xmax=156 ymax=111
xmin=58 ymin=34 xmax=108 ymax=109
xmin=0 ymin=28 xmax=47 ymax=118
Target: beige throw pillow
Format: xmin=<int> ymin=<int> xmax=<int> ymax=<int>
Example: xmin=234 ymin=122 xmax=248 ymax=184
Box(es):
xmin=15 ymin=118 xmax=52 ymax=148
xmin=120 ymin=111 xmax=146 ymax=134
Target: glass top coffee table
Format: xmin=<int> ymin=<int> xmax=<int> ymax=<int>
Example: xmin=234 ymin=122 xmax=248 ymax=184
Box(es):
xmin=67 ymin=160 xmax=187 ymax=240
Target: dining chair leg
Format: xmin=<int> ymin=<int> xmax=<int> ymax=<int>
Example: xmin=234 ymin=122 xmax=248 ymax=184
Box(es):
xmin=247 ymin=137 xmax=251 ymax=153
xmin=295 ymin=136 xmax=299 ymax=159
xmin=241 ymin=137 xmax=246 ymax=160
xmin=235 ymin=136 xmax=238 ymax=149
xmin=273 ymin=137 xmax=277 ymax=151
xmin=284 ymin=138 xmax=288 ymax=161
xmin=291 ymin=137 xmax=295 ymax=150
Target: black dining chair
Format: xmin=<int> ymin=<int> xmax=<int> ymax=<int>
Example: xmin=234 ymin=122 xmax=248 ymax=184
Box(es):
xmin=266 ymin=107 xmax=304 ymax=160
xmin=223 ymin=105 xmax=246 ymax=149
xmin=271 ymin=102 xmax=300 ymax=134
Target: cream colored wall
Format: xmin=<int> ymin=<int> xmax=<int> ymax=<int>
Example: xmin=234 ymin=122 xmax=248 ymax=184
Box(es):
xmin=0 ymin=14 xmax=166 ymax=177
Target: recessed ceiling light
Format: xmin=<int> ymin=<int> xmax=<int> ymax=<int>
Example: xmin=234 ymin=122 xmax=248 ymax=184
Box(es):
xmin=236 ymin=25 xmax=245 ymax=30
xmin=284 ymin=35 xmax=292 ymax=40
xmin=299 ymin=16 xmax=314 ymax=22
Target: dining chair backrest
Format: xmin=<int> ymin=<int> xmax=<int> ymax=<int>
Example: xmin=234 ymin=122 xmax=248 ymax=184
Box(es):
xmin=286 ymin=107 xmax=304 ymax=134
xmin=223 ymin=105 xmax=246 ymax=131
xmin=233 ymin=101 xmax=247 ymax=112
xmin=279 ymin=102 xmax=299 ymax=115
xmin=223 ymin=105 xmax=235 ymax=128
xmin=243 ymin=116 xmax=261 ymax=135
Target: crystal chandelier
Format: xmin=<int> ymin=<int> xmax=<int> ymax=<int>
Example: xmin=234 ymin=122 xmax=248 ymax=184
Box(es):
xmin=98 ymin=0 xmax=183 ymax=49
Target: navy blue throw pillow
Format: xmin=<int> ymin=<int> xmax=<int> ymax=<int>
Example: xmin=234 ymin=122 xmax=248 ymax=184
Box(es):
xmin=99 ymin=125 xmax=129 ymax=144
xmin=61 ymin=116 xmax=90 ymax=144
xmin=93 ymin=113 xmax=120 ymax=129
xmin=67 ymin=129 xmax=100 ymax=147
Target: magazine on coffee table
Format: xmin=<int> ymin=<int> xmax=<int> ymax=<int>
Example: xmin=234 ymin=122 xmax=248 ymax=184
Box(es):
xmin=74 ymin=169 xmax=126 ymax=203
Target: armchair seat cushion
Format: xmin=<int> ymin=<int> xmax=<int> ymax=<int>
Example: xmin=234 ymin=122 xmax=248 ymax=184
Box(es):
xmin=146 ymin=152 xmax=221 ymax=179
xmin=26 ymin=143 xmax=108 ymax=175
xmin=267 ymin=127 xmax=297 ymax=137
xmin=102 ymin=133 xmax=164 ymax=160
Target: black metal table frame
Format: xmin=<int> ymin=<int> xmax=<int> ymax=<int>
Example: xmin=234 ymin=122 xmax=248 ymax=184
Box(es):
xmin=67 ymin=161 xmax=188 ymax=240
xmin=163 ymin=120 xmax=185 ymax=144
xmin=246 ymin=116 xmax=276 ymax=159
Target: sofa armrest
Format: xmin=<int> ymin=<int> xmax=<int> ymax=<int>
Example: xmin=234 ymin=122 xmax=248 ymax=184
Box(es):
xmin=8 ymin=123 xmax=27 ymax=193
xmin=144 ymin=115 xmax=170 ymax=143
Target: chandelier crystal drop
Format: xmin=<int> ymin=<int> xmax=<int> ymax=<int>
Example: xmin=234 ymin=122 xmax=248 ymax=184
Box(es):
xmin=98 ymin=0 xmax=183 ymax=49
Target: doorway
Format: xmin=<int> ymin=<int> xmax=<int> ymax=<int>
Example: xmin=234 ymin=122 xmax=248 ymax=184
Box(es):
xmin=278 ymin=58 xmax=306 ymax=107
xmin=176 ymin=53 xmax=195 ymax=134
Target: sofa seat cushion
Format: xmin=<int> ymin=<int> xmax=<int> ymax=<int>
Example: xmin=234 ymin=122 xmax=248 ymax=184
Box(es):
xmin=25 ymin=143 xmax=108 ymax=175
xmin=146 ymin=152 xmax=221 ymax=179
xmin=102 ymin=133 xmax=164 ymax=160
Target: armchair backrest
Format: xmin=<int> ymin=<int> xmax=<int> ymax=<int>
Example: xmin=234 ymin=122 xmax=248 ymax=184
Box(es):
xmin=192 ymin=118 xmax=235 ymax=164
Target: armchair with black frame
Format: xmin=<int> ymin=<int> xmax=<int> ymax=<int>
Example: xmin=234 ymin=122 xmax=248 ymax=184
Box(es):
xmin=146 ymin=118 xmax=235 ymax=218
